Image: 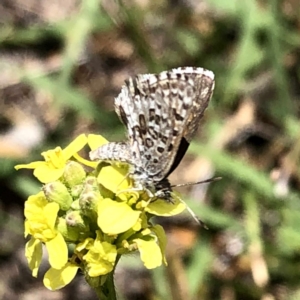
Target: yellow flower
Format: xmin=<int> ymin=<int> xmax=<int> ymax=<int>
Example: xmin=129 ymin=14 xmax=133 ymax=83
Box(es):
xmin=24 ymin=192 xmax=59 ymax=242
xmin=131 ymin=225 xmax=167 ymax=269
xmin=15 ymin=134 xmax=88 ymax=183
xmin=83 ymin=231 xmax=117 ymax=277
xmin=17 ymin=133 xmax=176 ymax=293
xmin=24 ymin=192 xmax=68 ymax=271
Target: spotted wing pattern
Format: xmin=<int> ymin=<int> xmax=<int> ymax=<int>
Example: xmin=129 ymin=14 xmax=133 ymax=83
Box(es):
xmin=90 ymin=67 xmax=215 ymax=197
xmin=114 ymin=67 xmax=214 ymax=183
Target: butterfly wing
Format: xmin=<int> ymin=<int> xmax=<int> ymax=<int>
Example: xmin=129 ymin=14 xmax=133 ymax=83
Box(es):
xmin=115 ymin=67 xmax=215 ymax=182
xmin=115 ymin=74 xmax=172 ymax=179
xmin=165 ymin=67 xmax=215 ymax=176
xmin=176 ymin=67 xmax=215 ymax=142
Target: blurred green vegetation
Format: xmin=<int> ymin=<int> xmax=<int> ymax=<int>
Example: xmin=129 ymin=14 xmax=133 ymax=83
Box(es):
xmin=1 ymin=0 xmax=300 ymax=299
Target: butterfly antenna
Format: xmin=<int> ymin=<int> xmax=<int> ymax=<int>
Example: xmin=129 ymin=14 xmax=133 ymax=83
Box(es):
xmin=169 ymin=177 xmax=222 ymax=227
xmin=170 ymin=176 xmax=222 ymax=188
xmin=115 ymin=172 xmax=131 ymax=190
xmin=172 ymin=193 xmax=208 ymax=228
xmin=115 ymin=173 xmax=138 ymax=197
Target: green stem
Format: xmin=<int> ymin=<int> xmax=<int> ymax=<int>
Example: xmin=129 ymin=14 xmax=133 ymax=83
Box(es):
xmin=85 ymin=271 xmax=116 ymax=300
xmin=86 ymin=256 xmax=121 ymax=300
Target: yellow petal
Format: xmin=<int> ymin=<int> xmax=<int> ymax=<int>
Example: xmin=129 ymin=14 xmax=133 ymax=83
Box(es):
xmin=15 ymin=161 xmax=45 ymax=170
xmin=84 ymin=241 xmax=117 ymax=277
xmin=146 ymin=196 xmax=186 ymax=216
xmin=97 ymin=198 xmax=141 ymax=234
xmin=73 ymin=153 xmax=97 ymax=168
xmin=62 ymin=134 xmax=87 ymax=160
xmin=88 ymin=262 xmax=113 ymax=277
xmin=25 ymin=238 xmax=43 ymax=277
xmin=97 ymin=164 xmax=130 ymax=193
xmin=25 ymin=195 xmax=59 ymax=242
xmin=42 ymin=147 xmax=64 ymax=168
xmin=44 ymin=202 xmax=60 ymax=229
xmin=151 ymin=225 xmax=167 ymax=265
xmin=34 ymin=166 xmax=64 ymax=183
xmin=43 ymin=263 xmax=79 ymax=290
xmin=24 ymin=192 xmax=47 ymax=220
xmin=88 ymin=134 xmax=108 ymax=150
xmin=46 ymin=233 xmax=68 ymax=269
xmin=76 ymin=237 xmax=94 ymax=252
xmin=134 ymin=238 xmax=162 ymax=269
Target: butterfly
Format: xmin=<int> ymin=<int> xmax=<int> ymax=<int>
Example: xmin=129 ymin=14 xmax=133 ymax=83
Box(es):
xmin=90 ymin=67 xmax=215 ymax=203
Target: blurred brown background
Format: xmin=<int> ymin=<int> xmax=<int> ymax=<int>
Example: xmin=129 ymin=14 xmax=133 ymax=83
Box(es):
xmin=1 ymin=0 xmax=300 ymax=299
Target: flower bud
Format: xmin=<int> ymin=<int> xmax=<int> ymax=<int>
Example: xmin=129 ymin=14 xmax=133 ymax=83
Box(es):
xmin=70 ymin=184 xmax=84 ymax=199
xmin=63 ymin=161 xmax=86 ymax=188
xmin=71 ymin=199 xmax=80 ymax=210
xmin=79 ymin=191 xmax=101 ymax=210
xmin=56 ymin=216 xmax=83 ymax=242
xmin=79 ymin=191 xmax=101 ymax=221
xmin=83 ymin=176 xmax=99 ymax=193
xmin=43 ymin=181 xmax=73 ymax=211
xmin=65 ymin=211 xmax=86 ymax=227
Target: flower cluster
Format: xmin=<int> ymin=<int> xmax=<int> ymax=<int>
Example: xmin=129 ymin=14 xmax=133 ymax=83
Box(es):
xmin=16 ymin=134 xmax=185 ymax=291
